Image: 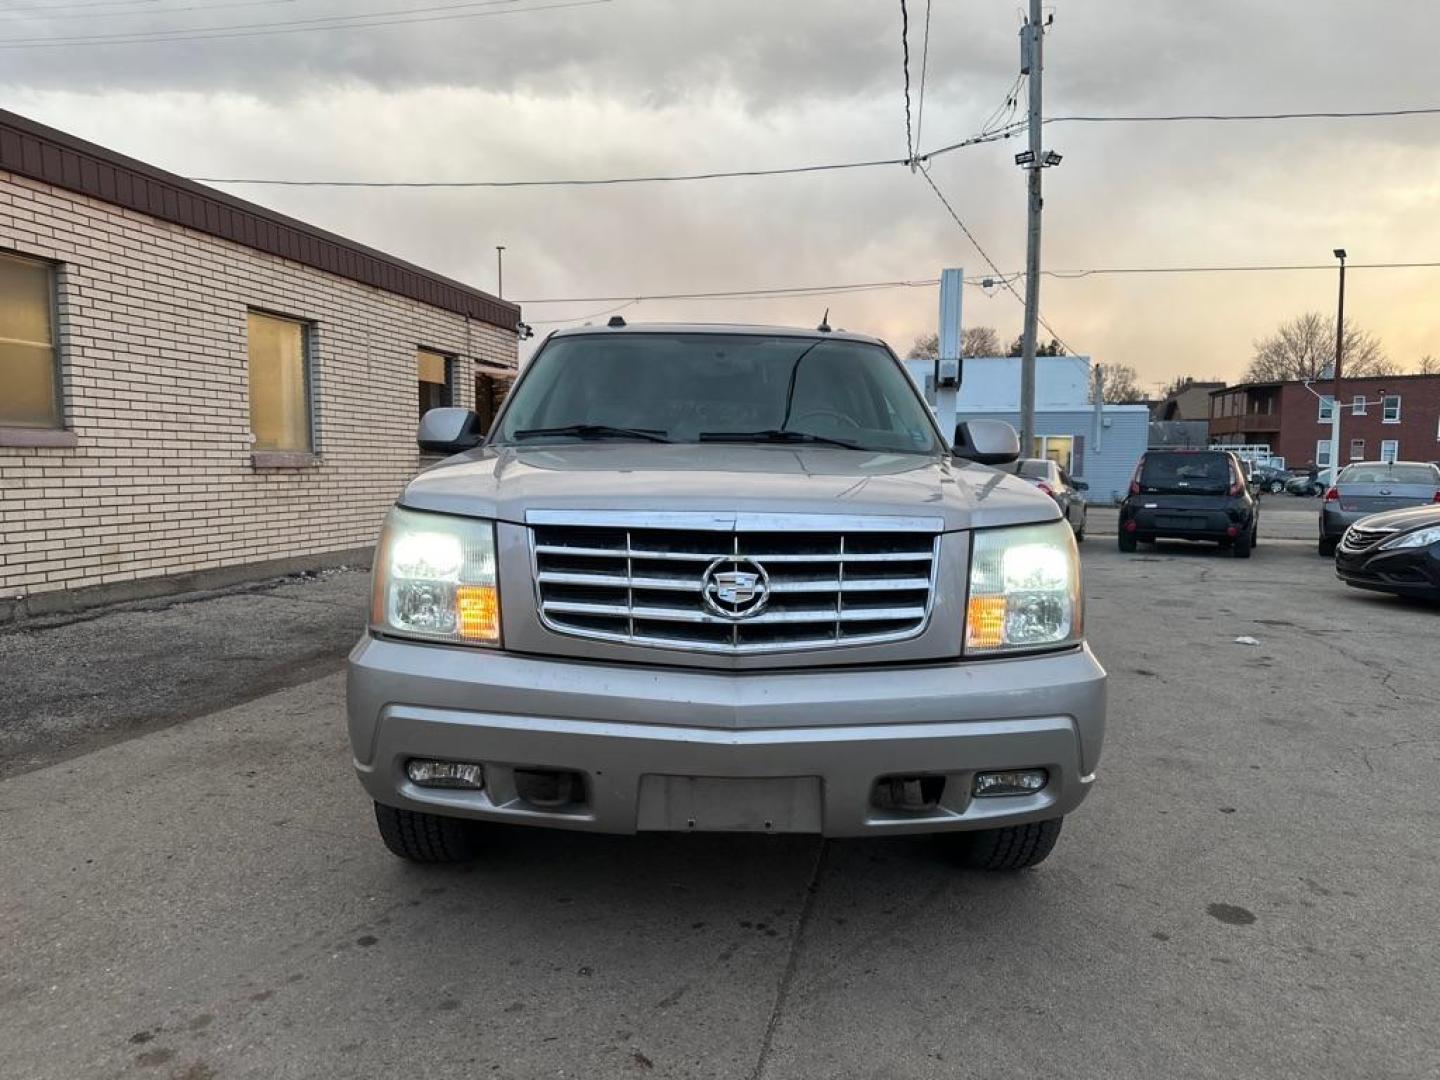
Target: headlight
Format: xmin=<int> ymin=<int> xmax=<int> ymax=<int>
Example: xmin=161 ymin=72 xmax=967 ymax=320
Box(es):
xmin=1380 ymin=525 xmax=1440 ymax=550
xmin=965 ymin=520 xmax=1081 ymax=655
xmin=371 ymin=507 xmax=500 ymax=646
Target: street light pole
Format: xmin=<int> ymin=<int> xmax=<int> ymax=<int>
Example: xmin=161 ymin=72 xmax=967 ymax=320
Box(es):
xmin=496 ymin=245 xmax=506 ymax=299
xmin=1330 ymin=248 xmax=1346 ymax=473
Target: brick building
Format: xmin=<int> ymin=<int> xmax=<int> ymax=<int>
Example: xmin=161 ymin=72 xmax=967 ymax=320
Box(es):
xmin=1209 ymin=374 xmax=1440 ymax=469
xmin=0 ymin=109 xmax=520 ymax=618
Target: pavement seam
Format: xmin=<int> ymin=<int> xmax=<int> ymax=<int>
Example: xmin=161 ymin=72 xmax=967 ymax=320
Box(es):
xmin=748 ymin=839 xmax=829 ymax=1080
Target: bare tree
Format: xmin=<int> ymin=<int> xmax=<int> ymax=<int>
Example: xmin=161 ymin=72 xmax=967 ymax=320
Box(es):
xmin=1096 ymin=363 xmax=1147 ymax=404
xmin=1417 ymin=354 xmax=1440 ymax=375
xmin=908 ymin=327 xmax=1002 ymax=359
xmin=961 ymin=326 xmax=1001 ymax=357
xmin=1246 ymin=312 xmax=1397 ymax=381
xmin=1007 ymin=336 xmax=1067 ymax=357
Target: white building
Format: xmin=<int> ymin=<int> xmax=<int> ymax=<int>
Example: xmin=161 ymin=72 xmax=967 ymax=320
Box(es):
xmin=903 ymin=354 xmax=1149 ymax=504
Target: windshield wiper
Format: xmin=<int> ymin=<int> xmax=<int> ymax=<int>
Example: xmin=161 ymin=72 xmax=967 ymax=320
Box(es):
xmin=513 ymin=424 xmax=670 ymax=444
xmin=698 ymin=428 xmax=862 ymax=450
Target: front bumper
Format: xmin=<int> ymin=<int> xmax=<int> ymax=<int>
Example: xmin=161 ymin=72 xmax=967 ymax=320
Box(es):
xmin=1336 ymin=543 xmax=1440 ymax=599
xmin=348 ymin=637 xmax=1107 ymax=838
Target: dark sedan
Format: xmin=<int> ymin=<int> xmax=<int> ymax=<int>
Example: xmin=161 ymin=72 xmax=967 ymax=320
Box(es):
xmin=1335 ymin=504 xmax=1440 ymax=601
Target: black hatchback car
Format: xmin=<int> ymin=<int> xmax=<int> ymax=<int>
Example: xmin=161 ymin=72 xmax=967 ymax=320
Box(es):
xmin=1334 ymin=503 xmax=1440 ymax=601
xmin=1118 ymin=449 xmax=1259 ymax=557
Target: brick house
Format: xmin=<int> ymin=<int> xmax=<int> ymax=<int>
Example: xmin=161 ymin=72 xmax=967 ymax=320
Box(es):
xmin=1208 ymin=374 xmax=1440 ymax=469
xmin=0 ymin=109 xmax=520 ymax=618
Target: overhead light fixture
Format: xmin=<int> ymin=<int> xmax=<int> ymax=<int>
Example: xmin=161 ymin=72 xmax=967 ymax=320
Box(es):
xmin=1043 ymin=150 xmax=1063 ymax=167
xmin=1333 ymin=248 xmax=1347 ymax=260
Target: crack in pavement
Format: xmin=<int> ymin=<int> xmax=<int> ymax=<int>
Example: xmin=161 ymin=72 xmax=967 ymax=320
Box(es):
xmin=749 ymin=840 xmax=829 ymax=1080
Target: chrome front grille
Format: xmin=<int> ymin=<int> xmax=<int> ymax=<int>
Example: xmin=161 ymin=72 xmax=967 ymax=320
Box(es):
xmin=1341 ymin=525 xmax=1395 ymax=553
xmin=528 ymin=512 xmax=942 ymax=654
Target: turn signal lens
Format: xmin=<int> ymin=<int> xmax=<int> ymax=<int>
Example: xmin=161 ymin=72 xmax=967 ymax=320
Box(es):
xmin=456 ymin=585 xmax=500 ymax=641
xmin=966 ymin=595 xmax=1007 ymax=650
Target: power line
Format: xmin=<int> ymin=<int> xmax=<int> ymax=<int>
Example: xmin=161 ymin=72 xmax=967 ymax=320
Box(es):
xmin=899 ymin=0 xmax=915 ymax=163
xmin=0 ymin=0 xmax=293 ymax=20
xmin=914 ymin=0 xmax=932 ymax=151
xmin=1045 ymin=106 xmax=1440 ymax=124
xmin=192 ymin=128 xmax=1017 ymax=188
xmin=194 ymin=155 xmax=911 ymax=188
xmin=516 ymin=279 xmax=942 ymax=305
xmin=0 ymin=0 xmax=609 ymax=47
xmin=512 ymin=260 xmax=1440 ymax=305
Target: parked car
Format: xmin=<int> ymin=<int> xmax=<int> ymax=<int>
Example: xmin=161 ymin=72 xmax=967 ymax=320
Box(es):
xmin=1118 ymin=448 xmax=1259 ymax=557
xmin=1318 ymin=461 xmax=1440 ymax=555
xmin=1285 ymin=468 xmax=1335 ymax=497
xmin=1335 ymin=503 xmax=1440 ymax=601
xmin=348 ymin=323 xmax=1106 ymax=872
xmin=1012 ymin=458 xmax=1088 ymax=540
xmin=1250 ymin=464 xmax=1290 ymax=494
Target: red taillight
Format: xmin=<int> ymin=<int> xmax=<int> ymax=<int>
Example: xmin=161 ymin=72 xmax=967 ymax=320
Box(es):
xmin=1128 ymin=460 xmax=1143 ymax=495
xmin=1124 ymin=520 xmax=1138 ymax=533
xmin=1433 ymin=490 xmax=1440 ymax=504
xmin=1229 ymin=480 xmax=1243 ymax=496
xmin=1226 ymin=525 xmax=1239 ymax=537
xmin=1324 ymin=487 xmax=1340 ymax=502
xmin=1036 ymin=482 xmax=1054 ymax=496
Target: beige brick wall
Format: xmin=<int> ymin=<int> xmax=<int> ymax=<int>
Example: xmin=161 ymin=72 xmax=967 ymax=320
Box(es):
xmin=0 ymin=170 xmax=517 ymax=598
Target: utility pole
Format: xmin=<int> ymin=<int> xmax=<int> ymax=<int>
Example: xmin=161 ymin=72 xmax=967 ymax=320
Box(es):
xmin=1330 ymin=248 xmax=1346 ymax=473
xmin=496 ymin=245 xmax=506 ymax=298
xmin=1092 ymin=363 xmax=1104 ymax=453
xmin=1017 ymin=0 xmax=1059 ymax=455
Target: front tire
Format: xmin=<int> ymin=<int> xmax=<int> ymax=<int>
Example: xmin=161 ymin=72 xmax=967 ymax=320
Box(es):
xmin=950 ymin=818 xmax=1064 ymax=871
xmin=374 ymin=802 xmax=481 ymax=863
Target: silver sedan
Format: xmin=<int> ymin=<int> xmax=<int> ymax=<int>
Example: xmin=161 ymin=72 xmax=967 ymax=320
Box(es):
xmin=1319 ymin=461 xmax=1440 ymax=555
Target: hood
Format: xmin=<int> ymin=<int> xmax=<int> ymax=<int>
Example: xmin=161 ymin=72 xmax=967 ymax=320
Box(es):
xmin=400 ymin=443 xmax=1058 ymax=532
xmin=1354 ymin=502 xmax=1440 ymax=532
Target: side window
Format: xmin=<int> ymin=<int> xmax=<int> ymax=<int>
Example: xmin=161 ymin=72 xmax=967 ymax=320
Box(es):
xmin=247 ymin=311 xmax=312 ymax=452
xmin=0 ymin=251 xmax=60 ymax=429
xmin=418 ymin=348 xmax=452 ymax=420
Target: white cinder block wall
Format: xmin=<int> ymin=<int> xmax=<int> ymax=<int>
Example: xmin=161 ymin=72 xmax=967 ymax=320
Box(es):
xmin=0 ymin=170 xmax=517 ymax=603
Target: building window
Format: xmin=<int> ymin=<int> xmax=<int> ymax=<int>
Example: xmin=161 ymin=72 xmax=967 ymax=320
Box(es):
xmin=418 ymin=348 xmax=452 ymax=419
xmin=1315 ymin=440 xmax=1332 ymax=468
xmin=1352 ymin=394 xmax=1366 ymax=416
xmin=1318 ymin=395 xmax=1335 ymax=422
xmin=1383 ymin=394 xmax=1401 ymax=423
xmin=247 ymin=311 xmax=312 ymax=452
xmin=1350 ymin=439 xmax=1364 ymax=461
xmin=1380 ymin=439 xmax=1399 ymax=463
xmin=1032 ymin=434 xmax=1074 ymax=473
xmin=0 ymin=251 xmax=60 ymax=428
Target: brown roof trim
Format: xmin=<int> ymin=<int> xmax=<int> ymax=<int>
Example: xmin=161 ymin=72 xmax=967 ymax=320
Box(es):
xmin=1214 ymin=372 xmax=1440 ymax=394
xmin=0 ymin=108 xmax=520 ymax=333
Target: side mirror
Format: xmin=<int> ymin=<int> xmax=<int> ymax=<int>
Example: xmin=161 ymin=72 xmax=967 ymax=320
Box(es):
xmin=1072 ymin=480 xmax=1089 ymax=492
xmin=418 ymin=407 xmax=483 ymax=454
xmin=952 ymin=419 xmax=1021 ymax=466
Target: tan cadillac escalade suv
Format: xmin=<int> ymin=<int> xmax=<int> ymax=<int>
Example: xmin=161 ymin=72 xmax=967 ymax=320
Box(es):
xmin=347 ymin=323 xmax=1106 ymax=870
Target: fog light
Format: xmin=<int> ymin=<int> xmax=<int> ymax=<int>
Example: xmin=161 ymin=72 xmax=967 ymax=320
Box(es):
xmin=406 ymin=759 xmax=485 ymax=789
xmin=973 ymin=769 xmax=1048 ymax=797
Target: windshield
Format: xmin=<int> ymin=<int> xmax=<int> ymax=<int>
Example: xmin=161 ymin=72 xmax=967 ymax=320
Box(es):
xmin=1139 ymin=452 xmax=1234 ymax=494
xmin=493 ymin=333 xmax=941 ymax=453
xmin=1338 ymin=463 xmax=1439 ymax=485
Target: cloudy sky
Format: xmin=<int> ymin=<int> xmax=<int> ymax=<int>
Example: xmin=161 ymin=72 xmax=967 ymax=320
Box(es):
xmin=6 ymin=0 xmax=1440 ymax=387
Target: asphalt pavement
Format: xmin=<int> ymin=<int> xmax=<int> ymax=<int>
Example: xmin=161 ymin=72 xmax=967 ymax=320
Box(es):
xmin=2 ymin=528 xmax=1437 ymax=1079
